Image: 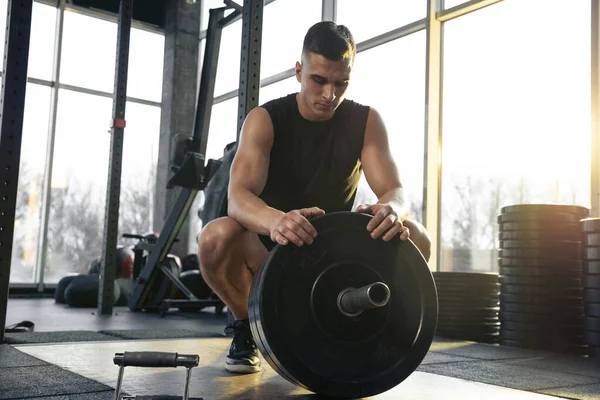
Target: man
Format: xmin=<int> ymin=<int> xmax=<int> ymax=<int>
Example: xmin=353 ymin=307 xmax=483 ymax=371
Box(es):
xmin=198 ymin=21 xmax=432 ymax=374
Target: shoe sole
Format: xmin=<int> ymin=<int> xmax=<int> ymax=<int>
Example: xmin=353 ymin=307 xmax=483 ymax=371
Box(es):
xmin=226 ymin=358 xmax=261 ymax=374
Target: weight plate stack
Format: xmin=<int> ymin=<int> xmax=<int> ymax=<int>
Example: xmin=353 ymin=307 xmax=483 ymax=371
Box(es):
xmin=581 ymin=217 xmax=600 ymax=358
xmin=498 ymin=204 xmax=590 ymax=355
xmin=432 ymin=272 xmax=500 ymax=343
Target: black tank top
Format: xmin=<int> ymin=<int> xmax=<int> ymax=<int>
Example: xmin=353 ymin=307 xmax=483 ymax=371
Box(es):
xmin=259 ymin=93 xmax=370 ymax=213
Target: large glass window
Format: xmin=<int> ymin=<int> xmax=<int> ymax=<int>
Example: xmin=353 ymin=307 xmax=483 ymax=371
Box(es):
xmin=119 ymin=102 xmax=161 ymax=238
xmin=259 ymin=76 xmax=298 ymax=105
xmin=336 ymin=0 xmax=426 ymax=43
xmin=127 ymin=28 xmax=165 ymax=102
xmin=28 ymin=2 xmax=57 ymax=80
xmin=214 ymin=19 xmax=241 ymax=96
xmin=206 ymin=97 xmax=238 ymax=162
xmin=45 ymin=90 xmax=112 ymax=283
xmin=261 ymin=0 xmax=321 ymax=79
xmin=345 ymin=32 xmax=427 ymax=221
xmin=60 ymin=11 xmax=117 ymax=92
xmin=443 ymin=0 xmax=471 ymax=9
xmin=440 ymin=1 xmax=590 ymax=272
xmin=10 ymin=84 xmax=52 ymax=284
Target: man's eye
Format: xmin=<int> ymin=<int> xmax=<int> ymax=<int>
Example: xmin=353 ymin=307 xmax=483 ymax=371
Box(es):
xmin=335 ymin=81 xmax=349 ymax=88
xmin=313 ymin=78 xmax=326 ymax=84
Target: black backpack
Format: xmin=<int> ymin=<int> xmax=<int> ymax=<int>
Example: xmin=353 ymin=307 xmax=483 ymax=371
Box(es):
xmin=199 ymin=141 xmax=237 ymax=225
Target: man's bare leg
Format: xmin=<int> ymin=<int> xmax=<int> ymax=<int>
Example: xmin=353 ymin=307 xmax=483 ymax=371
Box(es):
xmin=198 ymin=216 xmax=268 ymax=320
xmin=198 ymin=216 xmax=268 ymax=374
xmin=403 ymin=218 xmax=432 ymax=262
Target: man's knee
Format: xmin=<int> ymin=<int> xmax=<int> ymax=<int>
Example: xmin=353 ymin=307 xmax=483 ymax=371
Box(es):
xmin=404 ymin=219 xmax=432 ymax=263
xmin=198 ymin=217 xmax=240 ymax=271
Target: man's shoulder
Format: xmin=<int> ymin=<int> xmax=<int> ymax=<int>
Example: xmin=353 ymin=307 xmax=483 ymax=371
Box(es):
xmin=338 ymin=98 xmax=371 ymax=117
xmin=260 ymin=92 xmax=297 ymax=111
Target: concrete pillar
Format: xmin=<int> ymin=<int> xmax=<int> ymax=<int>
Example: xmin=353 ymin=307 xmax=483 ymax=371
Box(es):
xmin=154 ymin=0 xmax=201 ymax=256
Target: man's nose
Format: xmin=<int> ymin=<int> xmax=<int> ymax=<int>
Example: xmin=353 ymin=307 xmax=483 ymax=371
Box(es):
xmin=322 ymin=84 xmax=335 ymax=102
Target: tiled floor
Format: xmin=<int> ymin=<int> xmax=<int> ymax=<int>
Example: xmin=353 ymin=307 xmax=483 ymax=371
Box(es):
xmin=16 ymin=338 xmax=569 ymax=400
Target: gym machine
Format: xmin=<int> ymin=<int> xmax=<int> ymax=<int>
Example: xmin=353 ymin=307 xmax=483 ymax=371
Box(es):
xmin=127 ymin=0 xmax=263 ymax=315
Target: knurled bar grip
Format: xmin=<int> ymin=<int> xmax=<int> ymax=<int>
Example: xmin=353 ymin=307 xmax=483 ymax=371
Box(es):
xmin=114 ymin=352 xmax=199 ymax=368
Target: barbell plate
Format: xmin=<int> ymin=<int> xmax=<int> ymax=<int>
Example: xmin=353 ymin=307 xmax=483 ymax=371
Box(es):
xmin=500 ymin=204 xmax=590 ymax=216
xmin=248 ymin=212 xmax=437 ymax=398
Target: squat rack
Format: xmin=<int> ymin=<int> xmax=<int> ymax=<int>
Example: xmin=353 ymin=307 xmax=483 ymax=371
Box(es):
xmin=0 ymin=0 xmax=264 ymax=342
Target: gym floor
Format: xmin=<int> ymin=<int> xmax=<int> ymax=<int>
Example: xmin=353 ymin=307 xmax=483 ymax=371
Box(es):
xmin=3 ymin=298 xmax=600 ymax=399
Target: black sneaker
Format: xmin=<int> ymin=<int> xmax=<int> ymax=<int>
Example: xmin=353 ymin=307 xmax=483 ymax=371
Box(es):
xmin=224 ymin=319 xmax=261 ymax=373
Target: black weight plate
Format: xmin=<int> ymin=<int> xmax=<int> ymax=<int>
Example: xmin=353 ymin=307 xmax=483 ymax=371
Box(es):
xmin=584 ymin=275 xmax=600 ymax=289
xmin=589 ymin=345 xmax=600 ymax=358
xmin=499 ymin=240 xmax=581 ymax=251
xmin=436 ymin=293 xmax=499 ymax=302
xmin=501 ymin=293 xmax=583 ymax=306
xmin=500 ymin=204 xmax=590 ymax=216
xmin=498 ymin=212 xmax=583 ymax=224
xmin=581 ymin=218 xmax=600 ymax=233
xmin=500 ymin=302 xmax=584 ymax=316
xmin=499 ymin=221 xmax=580 ymax=232
xmin=584 ymin=261 xmax=600 ymax=275
xmin=500 ymin=275 xmax=582 ymax=287
xmin=584 ymin=289 xmax=600 ymax=302
xmin=584 ymin=246 xmax=600 ymax=261
xmin=584 ymin=331 xmax=600 ymax=346
xmin=585 ymin=317 xmax=600 ymax=332
xmin=586 ymin=303 xmax=600 ymax=318
xmin=436 ymin=323 xmax=500 ymax=334
xmin=500 ymin=329 xmax=584 ymax=344
xmin=499 ymin=230 xmax=581 ymax=241
xmin=248 ymin=212 xmax=438 ymax=399
xmin=499 ymin=257 xmax=581 ymax=269
xmin=438 ymin=306 xmax=499 ymax=315
xmin=500 ymin=339 xmax=589 ymax=355
xmin=499 ymin=311 xmax=583 ymax=325
xmin=584 ymin=233 xmax=600 ymax=247
xmin=499 ymin=266 xmax=582 ymax=278
xmin=500 ymin=284 xmax=582 ymax=297
xmin=501 ymin=321 xmax=583 ymax=335
xmin=500 ymin=247 xmax=581 ymax=260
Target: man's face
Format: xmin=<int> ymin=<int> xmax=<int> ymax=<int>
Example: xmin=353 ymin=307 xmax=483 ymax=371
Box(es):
xmin=296 ymin=52 xmax=353 ymax=121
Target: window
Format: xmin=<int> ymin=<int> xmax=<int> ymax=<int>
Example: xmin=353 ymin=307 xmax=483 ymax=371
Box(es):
xmin=214 ymin=19 xmax=241 ymax=97
xmin=440 ymin=1 xmax=590 ymax=272
xmin=259 ymin=76 xmax=298 ymax=105
xmin=202 ymin=0 xmax=236 ymax=31
xmin=336 ymin=0 xmax=426 ymax=43
xmin=45 ymin=90 xmax=112 ymax=283
xmin=28 ymin=2 xmax=57 ymax=80
xmin=443 ymin=0 xmax=471 ymax=9
xmin=261 ymin=0 xmax=321 ymax=79
xmin=345 ymin=32 xmax=427 ymax=220
xmin=60 ymin=11 xmax=117 ymax=92
xmin=127 ymin=28 xmax=165 ymax=102
xmin=118 ymin=102 xmax=161 ymax=238
xmin=206 ymin=97 xmax=238 ymax=162
xmin=10 ymin=83 xmax=52 ymax=284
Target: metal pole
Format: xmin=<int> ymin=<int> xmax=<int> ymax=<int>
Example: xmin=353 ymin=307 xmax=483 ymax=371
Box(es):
xmin=35 ymin=5 xmax=64 ymax=292
xmin=0 ymin=0 xmax=33 ymax=343
xmin=236 ymin=0 xmax=264 ymax=139
xmin=322 ymin=0 xmax=336 ymax=21
xmin=98 ymin=0 xmax=133 ymax=315
xmin=423 ymin=0 xmax=444 ymax=271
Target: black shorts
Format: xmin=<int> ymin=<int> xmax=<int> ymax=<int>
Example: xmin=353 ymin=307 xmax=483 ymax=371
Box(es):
xmin=258 ymin=234 xmax=276 ymax=252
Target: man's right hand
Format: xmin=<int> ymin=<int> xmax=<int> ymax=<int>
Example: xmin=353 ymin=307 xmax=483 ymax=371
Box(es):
xmin=269 ymin=207 xmax=325 ymax=246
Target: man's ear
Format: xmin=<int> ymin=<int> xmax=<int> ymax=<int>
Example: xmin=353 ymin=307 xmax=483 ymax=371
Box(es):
xmin=295 ymin=61 xmax=302 ymax=83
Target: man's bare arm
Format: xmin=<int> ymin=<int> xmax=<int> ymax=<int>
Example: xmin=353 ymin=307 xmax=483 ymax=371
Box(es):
xmin=357 ymin=108 xmax=409 ymax=241
xmin=227 ymin=107 xmax=284 ymax=235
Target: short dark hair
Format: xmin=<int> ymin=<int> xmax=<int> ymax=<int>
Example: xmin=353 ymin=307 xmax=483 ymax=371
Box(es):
xmin=302 ymin=21 xmax=356 ymax=63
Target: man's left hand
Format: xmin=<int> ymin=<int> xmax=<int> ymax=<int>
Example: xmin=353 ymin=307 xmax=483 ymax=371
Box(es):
xmin=355 ymin=204 xmax=409 ymax=241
